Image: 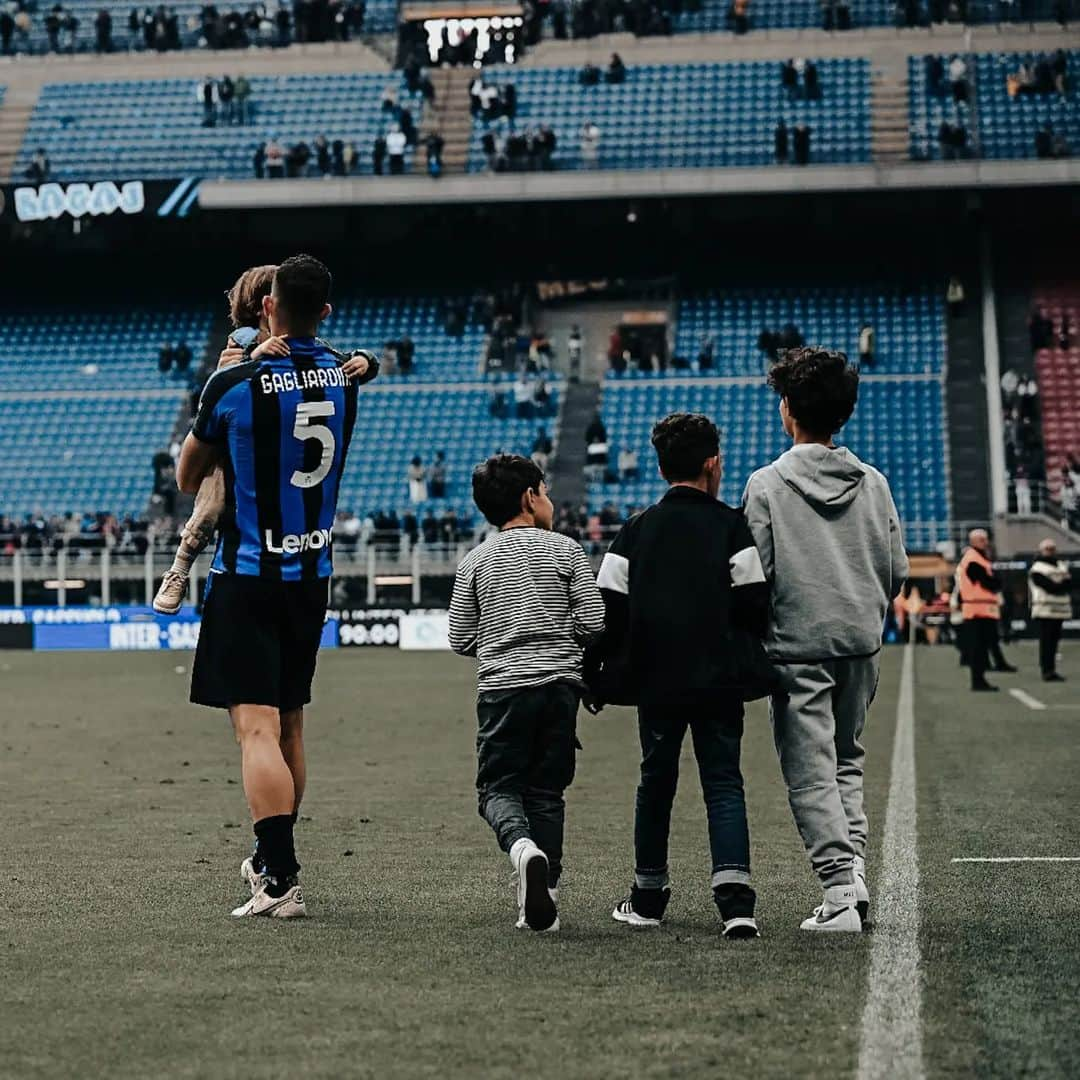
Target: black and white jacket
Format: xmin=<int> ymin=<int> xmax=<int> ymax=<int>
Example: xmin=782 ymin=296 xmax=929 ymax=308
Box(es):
xmin=584 ymin=485 xmax=774 ymax=706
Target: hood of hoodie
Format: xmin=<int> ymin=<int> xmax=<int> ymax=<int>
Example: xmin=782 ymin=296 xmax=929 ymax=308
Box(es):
xmin=774 ymin=444 xmax=866 ymax=510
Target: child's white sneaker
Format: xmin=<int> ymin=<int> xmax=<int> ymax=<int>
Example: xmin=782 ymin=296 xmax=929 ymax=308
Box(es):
xmin=800 ymin=884 xmax=862 ymax=932
xmin=516 ymin=886 xmax=560 ymax=933
xmin=853 ymin=856 xmax=870 ymax=924
xmin=508 ymin=839 xmax=558 ymax=932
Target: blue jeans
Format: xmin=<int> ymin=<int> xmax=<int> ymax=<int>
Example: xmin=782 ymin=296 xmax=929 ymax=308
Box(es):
xmin=634 ymin=701 xmax=750 ymax=890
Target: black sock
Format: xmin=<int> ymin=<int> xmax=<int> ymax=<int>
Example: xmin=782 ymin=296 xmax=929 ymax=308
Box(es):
xmin=253 ymin=814 xmax=300 ymax=894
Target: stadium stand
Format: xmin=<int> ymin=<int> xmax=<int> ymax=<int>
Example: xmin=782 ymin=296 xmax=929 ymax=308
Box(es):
xmin=1031 ymin=284 xmax=1080 ymax=499
xmin=0 ymin=304 xmax=214 ymax=391
xmin=468 ymin=60 xmax=872 ymax=172
xmin=909 ymin=49 xmax=1077 ymax=161
xmin=11 ymin=72 xmax=419 ymax=182
xmin=669 ymin=283 xmax=944 ymax=376
xmin=589 ymin=378 xmax=951 ymax=548
xmin=0 ymin=394 xmax=185 ymax=519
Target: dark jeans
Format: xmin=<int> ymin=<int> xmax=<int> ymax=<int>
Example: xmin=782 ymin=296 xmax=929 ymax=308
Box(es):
xmin=1037 ymin=618 xmax=1064 ymax=676
xmin=634 ymin=700 xmax=749 ymax=890
xmin=476 ymin=681 xmax=580 ymax=886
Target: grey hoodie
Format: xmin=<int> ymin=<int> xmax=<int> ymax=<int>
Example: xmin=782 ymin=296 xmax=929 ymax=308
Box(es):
xmin=742 ymin=444 xmax=909 ymax=662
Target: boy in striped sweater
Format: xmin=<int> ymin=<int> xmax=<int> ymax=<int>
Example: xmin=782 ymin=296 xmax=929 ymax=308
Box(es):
xmin=449 ymin=454 xmax=605 ymax=933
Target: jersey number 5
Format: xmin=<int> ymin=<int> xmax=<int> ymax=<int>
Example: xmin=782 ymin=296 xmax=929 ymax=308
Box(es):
xmin=290 ymin=401 xmax=336 ymax=489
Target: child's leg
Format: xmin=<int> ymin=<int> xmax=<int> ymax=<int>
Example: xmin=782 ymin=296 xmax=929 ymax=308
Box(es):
xmin=173 ymin=465 xmax=226 ymax=571
xmin=522 ymin=682 xmax=580 ymax=887
xmin=688 ymin=701 xmax=750 ymax=888
xmin=770 ymin=662 xmax=856 ymax=888
xmin=476 ymin=688 xmax=539 ymax=855
xmin=634 ymin=705 xmax=689 ymax=888
xmin=831 ymin=656 xmax=879 ymax=863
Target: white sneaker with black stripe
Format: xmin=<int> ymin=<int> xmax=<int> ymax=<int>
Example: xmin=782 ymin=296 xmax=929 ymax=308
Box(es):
xmin=800 ymin=884 xmax=862 ymax=932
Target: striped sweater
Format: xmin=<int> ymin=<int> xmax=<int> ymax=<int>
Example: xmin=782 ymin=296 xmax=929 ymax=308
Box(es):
xmin=448 ymin=527 xmax=605 ymax=693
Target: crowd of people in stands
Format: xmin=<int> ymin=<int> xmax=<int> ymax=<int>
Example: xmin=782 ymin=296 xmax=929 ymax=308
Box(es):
xmin=0 ymin=0 xmax=366 ymax=54
xmin=197 ymin=74 xmax=254 ymax=125
xmin=157 ymin=340 xmax=194 ymax=375
xmin=0 ymin=511 xmax=159 ymax=557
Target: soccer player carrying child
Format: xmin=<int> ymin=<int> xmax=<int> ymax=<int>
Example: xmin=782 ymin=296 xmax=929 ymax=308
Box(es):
xmin=448 ymin=455 xmax=605 ymax=933
xmin=154 ymin=264 xmax=376 ymax=614
xmin=742 ymin=347 xmax=908 ymax=932
xmin=586 ymin=413 xmax=774 ymax=939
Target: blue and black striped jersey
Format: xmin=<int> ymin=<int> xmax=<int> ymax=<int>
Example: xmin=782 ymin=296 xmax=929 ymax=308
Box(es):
xmin=191 ymin=337 xmax=359 ymax=579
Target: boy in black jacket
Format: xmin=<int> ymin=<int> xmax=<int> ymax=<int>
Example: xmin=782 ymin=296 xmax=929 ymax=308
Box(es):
xmin=586 ymin=413 xmax=771 ymax=938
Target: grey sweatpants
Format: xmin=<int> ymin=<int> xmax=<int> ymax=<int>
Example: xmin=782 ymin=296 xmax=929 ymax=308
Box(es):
xmin=769 ymin=654 xmax=880 ymax=888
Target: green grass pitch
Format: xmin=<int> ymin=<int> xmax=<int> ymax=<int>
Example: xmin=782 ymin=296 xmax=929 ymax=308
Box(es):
xmin=1 ymin=642 xmax=1077 ymax=1078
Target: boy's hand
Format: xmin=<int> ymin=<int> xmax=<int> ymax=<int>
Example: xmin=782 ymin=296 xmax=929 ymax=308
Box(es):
xmin=251 ymin=335 xmax=290 ymax=361
xmin=582 ymin=692 xmax=604 ymax=715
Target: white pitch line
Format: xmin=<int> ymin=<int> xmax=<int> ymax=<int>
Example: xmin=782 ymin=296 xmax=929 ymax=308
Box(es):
xmin=951 ymin=857 xmax=1080 ymax=863
xmin=857 ymin=643 xmax=924 ymax=1080
xmin=1008 ymin=688 xmax=1047 ymax=711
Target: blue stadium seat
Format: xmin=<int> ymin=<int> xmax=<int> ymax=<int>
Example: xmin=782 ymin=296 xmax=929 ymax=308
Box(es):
xmin=12 ymin=71 xmax=420 ymax=182
xmin=467 ymin=60 xmax=872 ymax=173
xmin=589 ymin=379 xmax=950 ymax=549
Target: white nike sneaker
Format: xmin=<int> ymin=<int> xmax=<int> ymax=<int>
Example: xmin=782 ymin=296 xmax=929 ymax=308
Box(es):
xmin=508 ymin=839 xmax=558 ymax=932
xmin=231 ymin=880 xmax=307 ymax=919
xmin=153 ymin=569 xmax=189 ymax=615
xmin=240 ymin=856 xmax=264 ymax=896
xmin=853 ymin=858 xmax=870 ymax=924
xmin=800 ymin=884 xmax=862 ymax=932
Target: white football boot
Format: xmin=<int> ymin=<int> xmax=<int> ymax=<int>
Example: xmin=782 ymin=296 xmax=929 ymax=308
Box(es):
xmin=240 ymin=856 xmax=264 ymax=896
xmin=231 ymin=880 xmax=307 ymax=919
xmin=800 ymin=884 xmax=862 ymax=932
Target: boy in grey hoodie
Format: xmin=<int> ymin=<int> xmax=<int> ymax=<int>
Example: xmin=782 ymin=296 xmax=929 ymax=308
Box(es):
xmin=743 ymin=347 xmax=908 ymax=932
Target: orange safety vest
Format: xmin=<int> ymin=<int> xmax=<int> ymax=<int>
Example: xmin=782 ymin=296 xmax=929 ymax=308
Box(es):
xmin=957 ymin=547 xmax=1000 ymax=621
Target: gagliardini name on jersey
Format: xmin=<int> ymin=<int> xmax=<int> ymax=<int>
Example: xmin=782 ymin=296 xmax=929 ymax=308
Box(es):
xmin=259 ymin=367 xmax=349 ymax=395
xmin=265 ymin=528 xmax=333 ymax=554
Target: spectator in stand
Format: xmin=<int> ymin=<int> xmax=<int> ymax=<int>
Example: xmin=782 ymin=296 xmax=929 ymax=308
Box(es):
xmin=805 ymin=61 xmax=820 ymax=100
xmin=698 ymin=336 xmax=715 ymax=370
xmin=1051 ymin=49 xmax=1068 ymax=96
xmin=532 ymin=426 xmax=553 ymax=471
xmin=235 ymin=75 xmax=252 ymax=124
xmin=606 ymin=53 xmax=626 ymax=84
xmin=45 ymin=5 xmax=61 ymax=51
xmin=780 ymin=323 xmax=805 ymax=352
xmin=757 ymin=326 xmax=779 ymax=360
xmin=373 ymin=134 xmax=387 ymax=176
xmin=425 ymin=132 xmax=445 ymax=177
xmin=95 ymin=7 xmax=113 ymax=50
xmin=946 ymin=275 xmax=965 ymax=316
xmin=580 ymin=62 xmax=601 ymax=86
xmin=276 ymin=2 xmax=291 ymax=44
xmin=567 ymin=326 xmax=583 ymax=381
xmin=618 ymin=445 xmax=640 ymax=481
xmin=1062 ymin=477 xmax=1079 ymax=532
xmin=218 ymin=75 xmax=236 ymax=124
xmin=534 ymin=377 xmax=553 ymax=417
xmin=728 ymin=0 xmax=749 ymax=33
xmin=265 ymin=136 xmax=285 ymax=178
xmin=343 ymin=141 xmax=358 ymax=174
xmin=1028 ymin=306 xmax=1054 ymax=351
xmin=398 ymin=336 xmax=415 ymax=375
xmin=382 ymin=82 xmax=398 ymax=112
xmin=586 ymin=411 xmax=608 ymax=447
xmin=781 ymin=60 xmax=798 ymax=99
xmin=314 ymin=134 xmax=332 ymax=176
xmin=1014 ymin=463 xmax=1032 ymax=515
xmin=387 ymin=127 xmax=407 ymax=174
xmin=1059 ymin=314 xmax=1072 ymax=350
xmin=858 ymin=322 xmax=876 ymax=367
xmin=793 ymin=122 xmax=811 ymax=165
xmin=158 ymin=342 xmax=175 ymax=374
xmin=24 ymin=149 xmax=51 ymax=184
xmin=513 ymin=372 xmax=534 ymax=419
xmin=581 ymin=121 xmax=601 ymax=168
xmin=927 ymin=55 xmax=945 ymax=96
xmin=949 ymin=55 xmax=969 ymax=104
xmin=1051 ymin=131 xmax=1070 ymax=160
xmin=198 ymin=76 xmax=218 ymax=126
xmin=408 ymin=457 xmax=428 ymax=504
xmin=1034 ymin=124 xmax=1054 ymax=159
xmin=429 ymin=452 xmax=448 ymax=499
xmin=775 ymin=119 xmax=789 ymax=164
xmin=174 ymin=340 xmax=192 ymax=373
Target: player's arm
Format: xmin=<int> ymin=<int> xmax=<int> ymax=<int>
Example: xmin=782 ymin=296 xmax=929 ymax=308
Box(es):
xmin=176 ymin=432 xmax=219 ymax=494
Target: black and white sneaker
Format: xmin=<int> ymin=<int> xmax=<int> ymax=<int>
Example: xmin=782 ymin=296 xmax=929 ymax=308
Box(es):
xmin=612 ymin=885 xmax=671 ymax=928
xmin=714 ymin=883 xmax=760 ymax=939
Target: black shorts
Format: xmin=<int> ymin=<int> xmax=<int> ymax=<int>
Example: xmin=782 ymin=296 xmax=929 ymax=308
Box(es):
xmin=190 ymin=573 xmax=329 ymax=712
